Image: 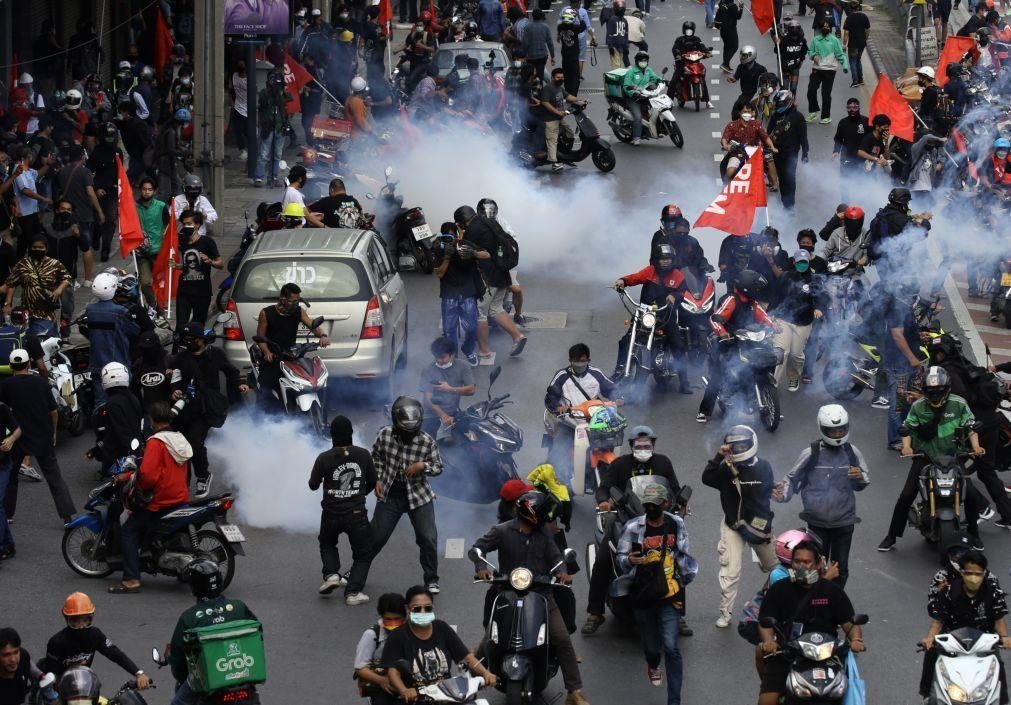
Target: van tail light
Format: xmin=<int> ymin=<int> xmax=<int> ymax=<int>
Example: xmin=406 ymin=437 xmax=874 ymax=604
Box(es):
xmin=361 ymin=296 xmax=384 ymax=339
xmin=223 ymin=298 xmax=244 ymax=341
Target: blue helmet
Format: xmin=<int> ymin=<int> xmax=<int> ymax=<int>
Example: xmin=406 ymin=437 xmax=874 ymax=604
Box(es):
xmin=174 ymin=107 xmax=192 ymax=122
xmin=996 ymin=137 xmax=1011 ymax=150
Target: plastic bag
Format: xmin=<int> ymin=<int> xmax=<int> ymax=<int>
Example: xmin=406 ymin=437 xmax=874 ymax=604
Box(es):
xmin=843 ymin=650 xmax=866 ymax=705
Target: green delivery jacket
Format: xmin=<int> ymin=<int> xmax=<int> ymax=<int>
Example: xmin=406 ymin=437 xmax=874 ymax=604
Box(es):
xmin=169 ymin=596 xmax=258 ymax=683
xmin=904 ymin=394 xmax=974 ymax=460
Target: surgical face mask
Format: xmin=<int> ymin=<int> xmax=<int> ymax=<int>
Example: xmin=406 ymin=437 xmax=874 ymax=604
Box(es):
xmin=570 ymin=362 xmax=589 ymax=376
xmin=644 ymin=504 xmax=664 ymax=520
xmin=180 ymin=77 xmax=192 ymax=86
xmin=435 ymin=360 xmax=454 ymax=370
xmin=790 ymin=567 xmax=819 ymax=585
xmin=632 ymin=448 xmax=653 ymax=462
xmin=962 ymin=571 xmax=985 ymax=591
xmin=416 ymin=24 xmax=425 ymax=32
xmin=741 ymin=113 xmax=754 ymax=122
xmin=795 ymin=261 xmax=809 ymax=273
xmin=637 ymin=61 xmax=648 ymax=69
xmin=685 ymin=28 xmax=694 ymax=36
xmin=409 ymin=611 xmax=436 ymax=626
xmin=29 ymin=250 xmax=45 ymax=262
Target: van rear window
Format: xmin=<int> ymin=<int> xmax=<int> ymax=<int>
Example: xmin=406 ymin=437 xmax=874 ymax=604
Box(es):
xmin=234 ymin=258 xmax=370 ymax=302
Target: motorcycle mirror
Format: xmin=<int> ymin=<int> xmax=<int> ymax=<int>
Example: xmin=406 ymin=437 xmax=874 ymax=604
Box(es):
xmin=852 ymin=614 xmax=869 ymax=626
xmin=366 ymin=193 xmax=375 ymax=200
xmin=467 ymin=547 xmax=483 ymax=562
xmin=759 ymin=616 xmax=777 ymax=628
xmin=39 ymin=673 xmax=55 ymax=690
xmin=130 ymin=438 xmax=140 ymax=452
xmin=676 ymin=485 xmax=693 ymax=504
xmin=151 ymin=647 xmax=161 ymax=664
xmin=384 ymin=165 xmax=393 ymax=177
xmin=662 ymin=66 xmax=669 ymax=75
xmin=310 ymin=315 xmax=325 ymax=329
xmin=489 ymin=365 xmax=501 ymax=387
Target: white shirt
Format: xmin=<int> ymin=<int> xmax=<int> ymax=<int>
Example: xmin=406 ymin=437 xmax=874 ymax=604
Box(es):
xmin=231 ymin=72 xmax=248 ymax=117
xmin=171 ymin=193 xmax=218 ymax=238
xmin=281 ymin=186 xmax=306 ymax=211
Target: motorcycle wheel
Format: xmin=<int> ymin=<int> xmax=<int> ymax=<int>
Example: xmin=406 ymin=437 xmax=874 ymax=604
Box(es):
xmin=620 ymin=360 xmax=647 ymax=406
xmin=1004 ymin=297 xmax=1011 ymax=329
xmin=610 ymin=123 xmax=633 ymax=143
xmin=194 ymin=529 xmax=237 ymax=590
xmin=216 ymin=288 xmax=229 ymax=313
xmin=413 ymin=242 xmax=434 ymax=274
xmin=668 ymin=122 xmax=684 ymax=149
xmin=591 ymin=148 xmax=616 ymax=173
xmin=938 ymin=521 xmax=958 ymax=561
xmin=505 ymin=680 xmax=524 ymax=705
xmin=62 ymin=525 xmax=115 ymax=578
xmin=757 ymin=382 xmax=780 ymax=432
xmin=309 ymin=403 xmax=328 ymax=438
xmin=67 ymin=410 xmax=85 ymax=437
xmin=822 ymin=356 xmax=863 ymax=401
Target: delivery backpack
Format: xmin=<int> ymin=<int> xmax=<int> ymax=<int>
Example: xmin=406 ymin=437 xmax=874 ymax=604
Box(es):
xmin=182 ymin=619 xmax=266 ymax=693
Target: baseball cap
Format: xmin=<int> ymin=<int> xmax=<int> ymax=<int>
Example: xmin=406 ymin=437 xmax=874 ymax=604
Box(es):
xmin=118 ymin=60 xmax=131 ymax=71
xmin=10 ymin=349 xmax=30 ymax=365
xmin=500 ymin=479 xmax=535 ymax=503
xmin=641 ymin=484 xmax=669 ymax=506
xmin=793 ymin=249 xmax=810 ymax=262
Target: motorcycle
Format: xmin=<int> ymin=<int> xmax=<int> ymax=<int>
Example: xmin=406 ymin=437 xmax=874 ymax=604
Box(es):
xmin=430 ymin=365 xmax=521 ymax=504
xmin=989 ymin=255 xmax=1011 ymax=327
xmin=760 ymin=614 xmax=869 ymax=704
xmin=62 ymin=476 xmax=245 ymax=587
xmin=612 ymin=286 xmax=677 ymax=399
xmin=469 ymin=546 xmax=579 ymax=705
xmin=249 ymin=314 xmax=329 ymax=437
xmin=676 ymin=49 xmax=712 ymax=112
xmin=545 ymin=399 xmax=627 ymax=495
xmin=152 ymin=646 xmax=256 ymax=705
xmin=922 ymin=627 xmax=1002 ymax=705
xmin=39 ymin=336 xmax=86 ymax=436
xmin=908 ymin=436 xmax=978 ymax=559
xmin=720 ymin=140 xmax=750 ymax=183
xmin=604 ymin=67 xmax=684 ymax=147
xmin=704 ymin=325 xmax=782 ymax=432
xmin=586 ymin=475 xmax=692 ymax=622
xmin=512 ymin=102 xmax=616 ymax=173
xmin=369 ymin=165 xmax=434 ymax=273
xmin=675 ymin=265 xmax=716 ymax=369
xmin=56 ymin=339 xmax=95 ymax=419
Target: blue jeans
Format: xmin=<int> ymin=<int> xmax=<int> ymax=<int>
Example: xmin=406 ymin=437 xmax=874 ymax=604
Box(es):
xmin=848 ymin=46 xmax=865 ymax=84
xmin=884 ymin=356 xmax=915 ymax=446
xmin=802 ymin=318 xmax=821 ymax=378
xmin=170 ymin=679 xmax=204 ymax=705
xmin=634 ymin=603 xmax=683 ymax=705
xmin=629 ymin=99 xmax=645 ymax=140
xmin=705 ymin=0 xmax=716 ymax=24
xmin=441 ymin=296 xmax=479 ymax=357
xmin=369 ymin=493 xmax=439 ymax=584
xmin=255 ymin=130 xmax=285 ymax=181
xmin=0 ymin=459 xmax=13 ymax=550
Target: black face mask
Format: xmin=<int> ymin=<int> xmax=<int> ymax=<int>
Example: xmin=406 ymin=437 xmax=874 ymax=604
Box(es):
xmin=52 ymin=213 xmax=74 ymax=231
xmin=28 ymin=250 xmax=45 ymax=262
xmin=183 ymin=339 xmax=201 ymax=353
xmin=614 ymin=7 xmax=625 ymax=15
xmin=181 ymin=226 xmax=196 ymax=238
xmin=644 ymin=505 xmax=664 ymax=520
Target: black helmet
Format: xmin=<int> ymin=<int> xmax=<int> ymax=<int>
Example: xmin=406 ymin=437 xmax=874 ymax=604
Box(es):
xmin=734 ymin=270 xmax=767 ymax=300
xmin=927 ymin=333 xmax=961 ymax=363
xmin=888 ymin=187 xmax=912 ymax=207
xmin=635 ymin=50 xmax=649 ymax=64
xmin=391 ymin=395 xmax=424 ymax=435
xmin=660 ymin=203 xmax=683 ymax=228
xmin=477 ymin=197 xmax=498 ymax=219
xmin=58 ymin=666 xmax=101 ymax=705
xmin=453 ymin=205 xmax=477 ymax=226
xmin=267 ymin=69 xmax=285 ymax=86
xmin=923 ymin=366 xmax=951 ymax=406
xmin=682 ymin=20 xmax=696 ymax=35
xmin=655 ymin=244 xmax=675 ymax=271
xmin=946 ymin=61 xmax=963 ymax=78
xmin=772 ymin=89 xmax=794 ymax=110
xmin=101 ymin=122 xmax=119 ymax=145
xmin=759 ymin=71 xmax=780 ymax=92
xmin=515 ymin=490 xmax=553 ymax=526
xmin=186 ymin=558 xmax=223 ymax=599
xmin=183 ymin=173 xmax=203 ymax=198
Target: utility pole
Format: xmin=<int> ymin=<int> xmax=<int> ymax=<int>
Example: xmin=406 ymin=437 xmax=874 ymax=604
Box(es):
xmin=194 ymin=0 xmax=226 ymax=214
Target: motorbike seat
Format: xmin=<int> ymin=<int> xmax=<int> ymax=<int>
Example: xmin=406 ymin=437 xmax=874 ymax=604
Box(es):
xmin=182 ymin=493 xmax=229 ymax=508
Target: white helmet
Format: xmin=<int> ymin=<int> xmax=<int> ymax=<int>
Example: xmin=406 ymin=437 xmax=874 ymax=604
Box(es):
xmin=92 ymin=272 xmax=118 ymax=301
xmin=916 ymin=65 xmax=935 ymax=80
xmin=65 ymin=88 xmax=83 ymax=109
xmin=101 ymin=362 xmax=130 ymax=390
xmin=18 ymin=72 xmax=33 ymax=85
xmin=724 ymin=425 xmax=758 ymax=463
xmin=817 ymin=404 xmax=849 ymax=447
xmin=350 ymin=76 xmax=368 ymax=93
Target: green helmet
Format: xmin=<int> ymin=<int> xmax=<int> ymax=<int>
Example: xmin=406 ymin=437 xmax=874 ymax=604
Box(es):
xmin=587 ymin=406 xmax=627 ymax=434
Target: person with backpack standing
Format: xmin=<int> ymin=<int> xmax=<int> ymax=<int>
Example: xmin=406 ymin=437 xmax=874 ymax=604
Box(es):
xmin=772 ymin=405 xmax=869 ymax=587
xmin=452 ymin=206 xmax=527 ymax=363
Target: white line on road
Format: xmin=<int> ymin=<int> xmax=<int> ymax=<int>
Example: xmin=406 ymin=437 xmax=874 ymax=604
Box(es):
xmin=713 ymin=154 xmax=723 ymax=161
xmin=964 ymin=302 xmax=990 ymax=312
xmin=711 ymin=78 xmax=720 ymax=84
xmin=711 ymin=94 xmax=720 ymax=100
xmin=711 ymin=131 xmax=722 ymax=138
xmin=751 ymin=548 xmax=759 ymax=563
xmin=975 ymin=324 xmax=1011 ymax=336
xmin=710 ymin=112 xmax=721 ymax=118
xmin=711 ymin=49 xmax=720 ymax=55
xmin=445 ymin=538 xmax=464 ymax=559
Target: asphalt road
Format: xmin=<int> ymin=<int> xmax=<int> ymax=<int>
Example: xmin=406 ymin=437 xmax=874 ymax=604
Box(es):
xmin=7 ymin=2 xmax=1005 ymax=705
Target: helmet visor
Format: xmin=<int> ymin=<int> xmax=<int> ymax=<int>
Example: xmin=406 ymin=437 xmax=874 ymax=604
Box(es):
xmin=924 ymin=387 xmax=949 ymax=404
xmin=728 ymin=439 xmax=753 ymax=455
xmin=820 ymin=424 xmax=848 ymax=440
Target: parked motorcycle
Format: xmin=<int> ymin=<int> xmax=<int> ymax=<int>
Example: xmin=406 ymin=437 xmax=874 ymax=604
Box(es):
xmin=612 ymin=286 xmax=677 ymax=399
xmin=39 ymin=336 xmax=86 ymax=436
xmin=676 ymin=49 xmax=712 ymax=111
xmin=704 ymin=325 xmax=782 ymax=432
xmin=922 ymin=628 xmax=1002 ymax=705
xmin=470 ymin=547 xmax=579 ymax=705
xmin=249 ymin=314 xmax=329 ymax=437
xmin=989 ymin=255 xmax=1011 ymax=327
xmin=369 ymin=166 xmax=434 ymax=273
xmin=760 ymin=614 xmax=869 ymax=704
xmin=512 ymin=102 xmax=616 ymax=173
xmin=152 ymin=646 xmax=257 ymax=705
xmin=604 ymin=67 xmax=684 ymax=147
xmin=545 ymin=399 xmax=627 ymax=495
xmin=62 ymin=478 xmax=245 ymax=587
xmin=431 ymin=365 xmax=521 ymax=504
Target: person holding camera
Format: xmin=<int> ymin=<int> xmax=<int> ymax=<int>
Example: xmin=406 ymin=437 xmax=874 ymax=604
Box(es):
xmin=254 ymin=69 xmax=293 ymax=188
xmin=434 ymin=222 xmax=485 ymax=367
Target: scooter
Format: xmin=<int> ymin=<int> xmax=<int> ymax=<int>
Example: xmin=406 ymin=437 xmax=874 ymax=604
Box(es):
xmin=760 ymin=614 xmax=869 ymax=704
xmin=604 ymin=67 xmax=684 ymax=147
xmin=430 ymin=365 xmax=522 ymax=504
xmin=370 ymin=165 xmax=434 ymax=273
xmin=512 ymin=102 xmax=616 ymax=173
xmin=416 ymin=676 xmax=491 ymax=704
xmin=612 ymin=286 xmax=677 ymax=399
xmin=544 ymin=399 xmax=627 ymax=495
xmin=62 ymin=475 xmax=245 ymax=588
xmin=470 ymin=547 xmax=579 ymax=705
xmin=676 ymin=49 xmax=712 ymax=111
xmin=704 ymin=325 xmax=782 ymax=432
xmin=923 ymin=628 xmax=1002 ymax=705
xmin=152 ymin=646 xmax=256 ymax=705
xmin=249 ymin=314 xmax=329 ymax=438
xmin=39 ymin=336 xmax=86 ymax=436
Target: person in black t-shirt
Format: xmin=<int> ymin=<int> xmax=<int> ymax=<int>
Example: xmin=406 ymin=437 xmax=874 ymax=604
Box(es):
xmin=309 ymin=415 xmax=377 ymax=605
xmin=842 ymin=6 xmax=870 ymax=87
xmin=434 ymin=222 xmax=485 ymax=366
xmin=0 ymin=628 xmax=46 ymax=705
xmin=757 ymin=541 xmax=864 ymax=705
xmin=171 ymin=209 xmax=221 ymax=331
xmin=132 ymin=330 xmax=171 ymax=413
xmin=308 ymin=178 xmax=364 ymax=228
xmin=0 ymin=402 xmax=20 ymax=559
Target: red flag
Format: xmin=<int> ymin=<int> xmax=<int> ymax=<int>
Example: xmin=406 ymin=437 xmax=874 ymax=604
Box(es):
xmin=152 ymin=207 xmax=181 ymax=309
xmin=752 ymin=0 xmax=775 ymax=35
xmin=694 ymin=148 xmax=767 ymax=234
xmin=153 ymin=8 xmax=174 ymax=84
xmin=116 ymin=156 xmax=145 ymax=258
xmin=283 ymin=52 xmax=314 ymax=115
xmin=868 ymin=73 xmax=915 ymax=142
xmin=936 ymin=35 xmax=979 ymax=87
xmin=377 ymin=0 xmax=393 ymax=36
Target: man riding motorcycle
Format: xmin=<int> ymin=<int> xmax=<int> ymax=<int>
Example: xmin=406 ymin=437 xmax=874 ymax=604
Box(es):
xmin=823 ymin=205 xmax=870 ymax=264
xmin=981 ymin=136 xmax=1011 ymax=203
xmin=649 ymin=204 xmax=712 ymax=271
xmin=621 ymin=51 xmax=662 ymax=146
xmin=612 ymin=244 xmax=691 ymax=392
xmin=671 ymin=22 xmax=712 ymax=107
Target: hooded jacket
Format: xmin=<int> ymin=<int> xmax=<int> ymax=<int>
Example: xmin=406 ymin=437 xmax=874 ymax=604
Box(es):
xmin=778 ymin=441 xmax=869 ymax=528
xmin=135 ymin=430 xmax=193 ymax=511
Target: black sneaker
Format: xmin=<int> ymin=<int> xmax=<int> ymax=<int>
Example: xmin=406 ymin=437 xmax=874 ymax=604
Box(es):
xmin=972 ymin=536 xmax=985 ymax=550
xmin=0 ymin=547 xmax=14 ymax=560
xmin=877 ymin=535 xmax=896 ymax=552
xmin=995 ymin=519 xmax=1011 ymax=530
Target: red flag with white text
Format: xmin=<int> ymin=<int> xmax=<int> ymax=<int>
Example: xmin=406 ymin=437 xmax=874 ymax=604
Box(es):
xmin=693 ymin=147 xmax=767 ymax=234
xmin=283 ymin=52 xmax=314 ymax=115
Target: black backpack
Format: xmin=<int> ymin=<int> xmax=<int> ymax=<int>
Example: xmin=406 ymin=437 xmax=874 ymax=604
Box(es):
xmin=488 ymin=218 xmax=519 ymax=272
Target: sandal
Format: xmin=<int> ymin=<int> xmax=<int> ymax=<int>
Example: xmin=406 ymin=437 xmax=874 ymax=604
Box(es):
xmin=580 ymin=615 xmax=605 ymax=635
xmin=108 ymin=584 xmax=142 ymax=594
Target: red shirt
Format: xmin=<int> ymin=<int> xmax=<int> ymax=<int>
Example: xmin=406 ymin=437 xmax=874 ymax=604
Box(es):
xmin=710 ymin=295 xmax=772 ymax=336
xmin=721 ymin=120 xmax=769 ymax=147
xmin=131 ymin=435 xmax=190 ymax=512
xmin=621 ymin=265 xmax=685 ymax=290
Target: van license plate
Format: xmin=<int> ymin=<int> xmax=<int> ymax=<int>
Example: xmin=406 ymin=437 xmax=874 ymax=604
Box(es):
xmin=412 ymin=224 xmax=434 ymax=241
xmin=219 ymin=524 xmax=246 ymax=543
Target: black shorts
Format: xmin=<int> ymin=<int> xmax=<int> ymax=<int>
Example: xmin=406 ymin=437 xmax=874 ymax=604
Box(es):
xmin=935 ymin=0 xmax=951 ymax=22
xmin=759 ymin=656 xmax=790 ymax=694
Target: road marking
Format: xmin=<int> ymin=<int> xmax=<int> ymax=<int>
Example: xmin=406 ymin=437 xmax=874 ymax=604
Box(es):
xmin=711 ymin=94 xmax=720 ymax=100
xmin=711 ymin=49 xmax=720 ymax=55
xmin=990 ymin=347 xmax=1011 ymax=356
xmin=711 ymin=36 xmax=721 ymax=41
xmin=711 ymin=131 xmax=722 ymax=138
xmin=711 ymin=78 xmax=720 ymax=84
xmin=975 ymin=324 xmax=1011 ymax=336
xmin=713 ymin=154 xmax=723 ymax=161
xmin=711 ymin=63 xmax=722 ymax=69
xmin=964 ymin=302 xmax=990 ymax=312
xmin=750 ymin=548 xmax=759 ymax=563
xmin=445 ymin=538 xmax=465 ymax=559
xmin=710 ymin=112 xmax=721 ymax=118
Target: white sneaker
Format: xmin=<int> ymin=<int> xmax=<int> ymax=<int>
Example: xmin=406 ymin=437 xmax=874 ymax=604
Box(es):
xmin=82 ymin=279 xmax=93 ymax=289
xmin=346 ymin=592 xmax=371 ymax=605
xmin=706 ymin=101 xmax=714 ymax=108
xmin=18 ymin=463 xmax=42 ymax=482
xmin=318 ymin=574 xmax=346 ymax=595
xmin=980 ymin=506 xmax=996 ymax=522
xmin=715 ymin=611 xmax=732 ymax=628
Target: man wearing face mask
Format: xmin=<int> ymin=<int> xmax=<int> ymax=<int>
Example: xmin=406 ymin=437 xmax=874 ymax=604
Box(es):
xmin=134 ymin=178 xmax=169 ymax=313
xmin=3 ymin=235 xmax=71 ymax=340
xmin=805 ymin=21 xmax=848 ymax=124
xmin=583 ymin=427 xmax=683 ymax=635
xmin=420 ymin=336 xmax=476 ymax=437
xmin=832 ymin=98 xmax=867 ymax=199
xmin=769 ymin=249 xmax=827 ymax=391
xmin=171 ymin=209 xmax=222 ymax=331
xmin=920 ymin=549 xmax=1011 ymax=703
xmin=81 ymin=273 xmax=139 ymax=408
xmin=766 ymin=90 xmax=809 ymax=210
xmin=622 ymin=51 xmax=661 ymax=146
xmin=982 ymin=137 xmax=1011 ymax=202
xmin=823 ymin=207 xmax=870 ymax=268
xmin=615 ymin=483 xmax=697 ymax=703
xmin=46 ymin=199 xmax=88 ymax=339
xmin=726 ymin=46 xmax=767 ymax=107
xmin=720 ymin=105 xmax=780 ymax=189
xmin=605 ymin=2 xmax=629 ymax=69
xmin=671 ymin=22 xmax=712 ymax=108
xmin=756 ymin=541 xmax=864 ymax=705
xmin=171 ymin=174 xmax=217 ymax=239
xmin=650 ymin=206 xmax=712 ymax=273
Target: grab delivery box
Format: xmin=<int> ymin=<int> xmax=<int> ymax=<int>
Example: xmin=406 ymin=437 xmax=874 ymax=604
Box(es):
xmin=604 ymin=68 xmax=629 ymax=98
xmin=182 ymin=620 xmax=266 ymax=692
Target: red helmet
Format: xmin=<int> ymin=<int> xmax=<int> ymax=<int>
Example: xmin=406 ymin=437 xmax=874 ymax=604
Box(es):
xmin=843 ymin=205 xmax=864 ymax=220
xmin=843 ymin=206 xmax=865 ymax=236
xmin=660 ymin=203 xmax=682 ymax=224
xmin=420 ymin=9 xmax=433 ymax=21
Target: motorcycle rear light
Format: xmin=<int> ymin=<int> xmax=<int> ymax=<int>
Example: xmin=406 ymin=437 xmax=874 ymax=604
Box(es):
xmin=361 ymin=296 xmax=384 ymax=339
xmin=223 ymin=298 xmax=244 ymax=341
xmin=218 ymin=688 xmax=251 ymax=703
xmin=218 ymin=497 xmax=234 ymax=512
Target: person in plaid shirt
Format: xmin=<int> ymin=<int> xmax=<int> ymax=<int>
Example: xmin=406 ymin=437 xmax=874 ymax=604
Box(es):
xmin=369 ymin=396 xmax=444 ymax=593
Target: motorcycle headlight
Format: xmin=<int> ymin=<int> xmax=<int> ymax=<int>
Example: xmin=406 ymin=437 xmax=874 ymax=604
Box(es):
xmin=936 ymin=478 xmax=955 ymax=487
xmin=947 ymin=683 xmax=969 ymax=703
xmin=641 ymin=312 xmax=657 ymax=329
xmin=509 ymin=568 xmax=533 ymax=591
xmin=799 ymin=642 xmax=835 ymax=661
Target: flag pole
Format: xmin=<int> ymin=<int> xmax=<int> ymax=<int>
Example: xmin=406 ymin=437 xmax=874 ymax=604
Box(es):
xmin=167 ymin=248 xmax=174 ymax=322
xmin=910 ymin=108 xmax=960 ymax=168
xmin=770 ymin=19 xmax=783 ymax=83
